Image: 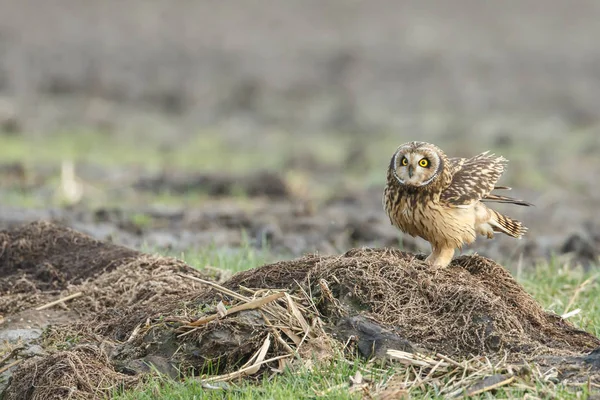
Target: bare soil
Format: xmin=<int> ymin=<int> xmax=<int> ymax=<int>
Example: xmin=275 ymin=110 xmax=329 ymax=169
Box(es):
xmin=2 ymin=166 xmax=599 ymax=270
xmin=1 ymin=221 xmax=599 ymax=399
xmin=0 ymin=220 xmax=140 ymax=294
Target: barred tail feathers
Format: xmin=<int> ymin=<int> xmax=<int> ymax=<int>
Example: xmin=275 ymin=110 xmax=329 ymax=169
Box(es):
xmin=489 ymin=209 xmax=528 ymax=238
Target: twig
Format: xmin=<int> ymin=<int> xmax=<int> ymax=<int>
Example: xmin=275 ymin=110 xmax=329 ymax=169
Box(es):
xmin=35 ymin=292 xmax=83 ymax=310
xmin=284 ymin=293 xmax=311 ymax=336
xmin=0 ymin=359 xmax=23 ymax=374
xmin=240 ymin=334 xmax=271 ymax=373
xmin=436 ymin=353 xmax=465 ymax=369
xmin=0 ymin=346 xmax=24 ymax=366
xmin=126 ymin=323 xmax=143 ymax=343
xmin=238 ymin=285 xmax=257 ymax=295
xmin=263 ymin=322 xmax=296 ymax=355
xmin=177 ymin=274 xmax=250 ymax=302
xmin=419 ymin=358 xmax=448 ymax=385
xmin=184 ymin=292 xmax=286 ymax=327
xmin=279 ymin=326 xmax=302 ymax=346
xmin=200 ymin=354 xmax=292 ymax=383
xmin=561 ymin=308 xmax=581 ymax=319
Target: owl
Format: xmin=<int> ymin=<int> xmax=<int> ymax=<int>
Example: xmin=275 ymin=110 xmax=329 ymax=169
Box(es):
xmin=383 ymin=141 xmax=532 ymax=268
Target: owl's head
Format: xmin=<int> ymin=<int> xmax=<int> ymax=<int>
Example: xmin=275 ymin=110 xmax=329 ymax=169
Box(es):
xmin=389 ymin=141 xmax=445 ymax=187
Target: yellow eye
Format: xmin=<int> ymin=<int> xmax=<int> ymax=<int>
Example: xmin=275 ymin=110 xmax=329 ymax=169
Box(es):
xmin=419 ymin=158 xmax=429 ymax=168
xmin=401 ymin=157 xmax=408 ymax=166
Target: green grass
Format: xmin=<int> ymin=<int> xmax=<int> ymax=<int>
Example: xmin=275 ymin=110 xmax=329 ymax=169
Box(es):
xmin=0 ymin=129 xmax=355 ymax=208
xmin=147 ymin=234 xmax=279 ymax=275
xmin=114 ymin=359 xmax=383 ymax=400
xmin=114 ymin=372 xmax=591 ymax=400
xmin=0 ymin=129 xmax=349 ymax=174
xmin=4 ymin=127 xmax=596 ymax=212
xmin=521 ymin=258 xmax=600 ymax=337
xmin=111 ymin=247 xmax=600 ymax=400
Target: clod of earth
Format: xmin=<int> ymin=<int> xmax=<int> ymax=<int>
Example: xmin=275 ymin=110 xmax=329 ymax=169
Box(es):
xmin=0 ymin=221 xmax=599 ymax=399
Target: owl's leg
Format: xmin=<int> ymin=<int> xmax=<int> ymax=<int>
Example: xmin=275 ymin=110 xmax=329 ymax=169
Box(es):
xmin=425 ymin=244 xmax=455 ymax=268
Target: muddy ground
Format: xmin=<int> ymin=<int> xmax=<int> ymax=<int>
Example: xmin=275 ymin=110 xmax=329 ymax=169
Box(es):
xmin=1 ymin=222 xmax=599 ymax=399
xmin=1 ymin=164 xmax=599 ymax=270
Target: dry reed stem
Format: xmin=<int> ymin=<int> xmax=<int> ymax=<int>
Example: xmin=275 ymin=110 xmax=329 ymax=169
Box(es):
xmin=35 ymin=291 xmax=83 ymax=310
xmin=0 ymin=346 xmax=24 ymax=366
xmin=0 ymin=359 xmax=23 ymax=374
xmin=385 ymin=349 xmax=545 ymax=398
xmin=185 ymin=292 xmax=285 ymax=327
xmin=200 ymin=354 xmax=293 ymax=383
xmin=177 ymin=273 xmax=250 ymax=302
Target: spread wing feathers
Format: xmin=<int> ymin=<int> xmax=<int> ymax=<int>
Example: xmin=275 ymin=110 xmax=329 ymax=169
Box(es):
xmin=482 ymin=193 xmax=533 ymax=207
xmin=441 ymin=151 xmax=507 ymax=206
xmin=447 ymin=157 xmax=466 ymax=174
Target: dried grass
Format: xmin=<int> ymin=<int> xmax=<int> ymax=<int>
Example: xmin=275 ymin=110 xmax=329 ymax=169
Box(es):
xmin=174 ymin=274 xmax=337 ymax=381
xmin=383 ymin=349 xmax=522 ymax=398
xmin=309 ymin=248 xmax=599 ymax=358
xmin=1 ymin=222 xmax=599 ymax=399
xmin=2 ymin=345 xmax=140 ymax=400
xmin=42 ymin=255 xmax=210 ymax=342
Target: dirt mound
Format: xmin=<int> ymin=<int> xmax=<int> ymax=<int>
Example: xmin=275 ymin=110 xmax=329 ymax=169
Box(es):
xmin=214 ymin=248 xmax=599 ymax=359
xmin=2 ymin=345 xmax=139 ymax=400
xmin=1 ymin=222 xmax=599 ymax=399
xmin=222 ymin=254 xmax=320 ymax=291
xmin=0 ymin=222 xmax=212 ymax=399
xmin=0 ymin=222 xmax=205 ymax=321
xmin=0 ymin=220 xmax=140 ymax=294
xmin=307 ymin=248 xmax=599 ymax=357
xmin=49 ymin=254 xmax=207 ymax=341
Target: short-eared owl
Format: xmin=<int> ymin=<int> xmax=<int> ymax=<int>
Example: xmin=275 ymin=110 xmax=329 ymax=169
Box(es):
xmin=383 ymin=141 xmax=531 ymax=267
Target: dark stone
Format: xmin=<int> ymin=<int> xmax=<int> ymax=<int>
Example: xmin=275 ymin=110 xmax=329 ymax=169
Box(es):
xmin=561 ymin=233 xmax=598 ymax=265
xmin=332 ymin=315 xmax=414 ymax=359
xmin=583 ymin=346 xmax=600 ymax=369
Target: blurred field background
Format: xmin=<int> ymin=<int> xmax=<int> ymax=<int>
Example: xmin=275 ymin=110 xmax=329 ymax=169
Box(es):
xmin=0 ymin=0 xmax=599 ymax=261
xmin=2 ymin=2 xmax=600 ymax=398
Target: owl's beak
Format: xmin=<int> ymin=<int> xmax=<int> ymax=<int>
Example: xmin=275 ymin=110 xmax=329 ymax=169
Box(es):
xmin=408 ymin=165 xmax=414 ymax=178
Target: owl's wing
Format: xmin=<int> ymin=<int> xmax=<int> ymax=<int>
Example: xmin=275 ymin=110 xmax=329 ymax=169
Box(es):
xmin=447 ymin=157 xmax=466 ymax=174
xmin=440 ymin=152 xmax=507 ymax=206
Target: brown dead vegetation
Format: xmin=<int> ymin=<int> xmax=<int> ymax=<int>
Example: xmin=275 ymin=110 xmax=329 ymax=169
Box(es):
xmin=0 ymin=221 xmax=598 ymax=399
